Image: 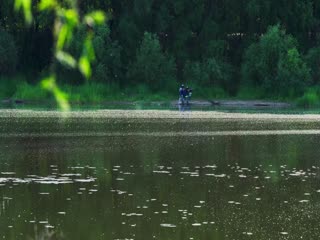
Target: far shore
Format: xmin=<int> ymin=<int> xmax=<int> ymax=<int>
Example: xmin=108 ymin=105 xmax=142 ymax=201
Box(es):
xmin=1 ymin=98 xmax=293 ymax=109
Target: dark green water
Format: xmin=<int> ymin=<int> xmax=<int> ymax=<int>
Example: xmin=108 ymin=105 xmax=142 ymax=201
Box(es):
xmin=1 ymin=112 xmax=320 ymax=239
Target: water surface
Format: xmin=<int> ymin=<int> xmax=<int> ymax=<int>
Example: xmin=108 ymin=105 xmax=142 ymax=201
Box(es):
xmin=1 ymin=110 xmax=320 ymax=240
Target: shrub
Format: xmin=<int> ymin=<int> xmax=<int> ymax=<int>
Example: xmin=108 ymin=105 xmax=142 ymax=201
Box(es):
xmin=183 ymin=61 xmax=208 ymax=85
xmin=183 ymin=57 xmax=233 ymax=92
xmin=237 ymin=86 xmax=265 ymax=99
xmin=0 ymin=29 xmax=18 ymax=74
xmin=92 ymin=27 xmax=123 ymax=84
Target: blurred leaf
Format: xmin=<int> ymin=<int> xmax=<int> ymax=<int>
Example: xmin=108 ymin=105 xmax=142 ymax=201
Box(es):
xmin=78 ymin=35 xmax=95 ymax=79
xmin=79 ymin=56 xmax=91 ymax=79
xmin=38 ymin=0 xmax=57 ymax=10
xmin=56 ymin=24 xmax=68 ymax=50
xmin=53 ymin=87 xmax=70 ymax=112
xmin=23 ymin=0 xmax=33 ymax=25
xmin=41 ymin=76 xmax=70 ymax=111
xmin=56 ymin=51 xmax=77 ymax=68
xmin=56 ymin=9 xmax=79 ymax=50
xmin=64 ymin=9 xmax=79 ymax=26
xmin=85 ymin=11 xmax=106 ymax=26
xmin=14 ymin=0 xmax=22 ymax=10
xmin=84 ymin=35 xmax=95 ymax=61
xmin=14 ymin=0 xmax=33 ymax=25
xmin=41 ymin=75 xmax=55 ymax=90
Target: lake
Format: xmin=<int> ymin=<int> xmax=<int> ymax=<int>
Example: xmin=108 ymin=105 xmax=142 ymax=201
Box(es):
xmin=1 ymin=110 xmax=320 ymax=240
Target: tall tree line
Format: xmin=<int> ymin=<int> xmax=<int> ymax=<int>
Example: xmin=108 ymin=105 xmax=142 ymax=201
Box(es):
xmin=2 ymin=0 xmax=320 ymax=97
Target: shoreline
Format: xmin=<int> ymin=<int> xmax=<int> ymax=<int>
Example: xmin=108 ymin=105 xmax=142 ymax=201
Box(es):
xmin=1 ymin=99 xmax=293 ymax=109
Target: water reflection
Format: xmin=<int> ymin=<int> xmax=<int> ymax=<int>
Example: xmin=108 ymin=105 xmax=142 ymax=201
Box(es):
xmin=1 ymin=119 xmax=320 ymax=239
xmin=178 ymin=104 xmax=191 ymax=112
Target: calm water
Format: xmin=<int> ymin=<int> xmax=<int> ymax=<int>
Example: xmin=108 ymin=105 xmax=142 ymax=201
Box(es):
xmin=1 ymin=110 xmax=320 ymax=240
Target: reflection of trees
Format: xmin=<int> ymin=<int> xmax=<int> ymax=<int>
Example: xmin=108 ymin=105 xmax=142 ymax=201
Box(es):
xmin=1 ymin=133 xmax=320 ymax=239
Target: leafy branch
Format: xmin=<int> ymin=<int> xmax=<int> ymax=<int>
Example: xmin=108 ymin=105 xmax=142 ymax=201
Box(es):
xmin=14 ymin=0 xmax=106 ymax=111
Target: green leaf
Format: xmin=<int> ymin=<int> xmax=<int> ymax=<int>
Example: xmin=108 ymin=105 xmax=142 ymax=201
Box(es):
xmin=78 ymin=35 xmax=95 ymax=79
xmin=14 ymin=0 xmax=22 ymax=10
xmin=85 ymin=11 xmax=106 ymax=26
xmin=64 ymin=9 xmax=79 ymax=26
xmin=53 ymin=87 xmax=70 ymax=112
xmin=56 ymin=51 xmax=77 ymax=68
xmin=79 ymin=56 xmax=91 ymax=79
xmin=56 ymin=24 xmax=68 ymax=50
xmin=23 ymin=0 xmax=33 ymax=25
xmin=41 ymin=76 xmax=70 ymax=111
xmin=14 ymin=0 xmax=33 ymax=25
xmin=41 ymin=75 xmax=55 ymax=90
xmin=84 ymin=35 xmax=95 ymax=61
xmin=38 ymin=0 xmax=57 ymax=10
xmin=56 ymin=9 xmax=79 ymax=50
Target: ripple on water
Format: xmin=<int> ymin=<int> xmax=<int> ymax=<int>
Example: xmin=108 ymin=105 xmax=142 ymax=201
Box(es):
xmin=160 ymin=224 xmax=176 ymax=228
xmin=191 ymin=223 xmax=202 ymax=227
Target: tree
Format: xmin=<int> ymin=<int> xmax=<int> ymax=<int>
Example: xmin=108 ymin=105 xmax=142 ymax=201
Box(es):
xmin=13 ymin=0 xmax=107 ymax=110
xmin=4 ymin=0 xmax=320 ymax=101
xmin=277 ymin=48 xmax=311 ymax=96
xmin=305 ymin=47 xmax=320 ymax=84
xmin=127 ymin=32 xmax=176 ymax=91
xmin=241 ymin=25 xmax=308 ymax=96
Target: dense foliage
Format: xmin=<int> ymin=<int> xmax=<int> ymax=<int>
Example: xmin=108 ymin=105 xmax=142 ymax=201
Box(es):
xmin=2 ymin=0 xmax=320 ymax=99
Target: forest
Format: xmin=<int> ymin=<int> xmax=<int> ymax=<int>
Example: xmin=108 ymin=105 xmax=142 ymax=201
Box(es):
xmin=2 ymin=0 xmax=320 ymax=104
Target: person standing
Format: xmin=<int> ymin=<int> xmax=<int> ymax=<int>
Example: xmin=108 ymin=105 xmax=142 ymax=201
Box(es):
xmin=179 ymin=84 xmax=185 ymax=104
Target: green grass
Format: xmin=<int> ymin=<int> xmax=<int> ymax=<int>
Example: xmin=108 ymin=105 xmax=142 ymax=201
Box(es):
xmin=14 ymin=81 xmax=51 ymax=101
xmin=296 ymin=88 xmax=320 ymax=108
xmin=0 ymin=77 xmax=177 ymax=103
xmin=0 ymin=75 xmax=19 ymax=99
xmin=236 ymin=86 xmax=266 ymax=100
xmin=64 ymin=83 xmax=177 ymax=102
xmin=195 ymin=86 xmax=228 ymax=99
xmin=2 ymin=76 xmax=320 ymax=108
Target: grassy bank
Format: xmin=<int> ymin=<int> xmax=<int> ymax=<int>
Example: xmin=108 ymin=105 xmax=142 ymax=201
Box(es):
xmin=1 ymin=76 xmax=231 ymax=103
xmin=0 ymin=76 xmax=178 ymax=103
xmin=1 ymin=76 xmax=319 ymax=107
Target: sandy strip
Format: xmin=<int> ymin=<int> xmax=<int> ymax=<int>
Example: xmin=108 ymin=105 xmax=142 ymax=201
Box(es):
xmin=0 ymin=109 xmax=320 ymax=121
xmin=1 ymin=130 xmax=320 ymax=138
